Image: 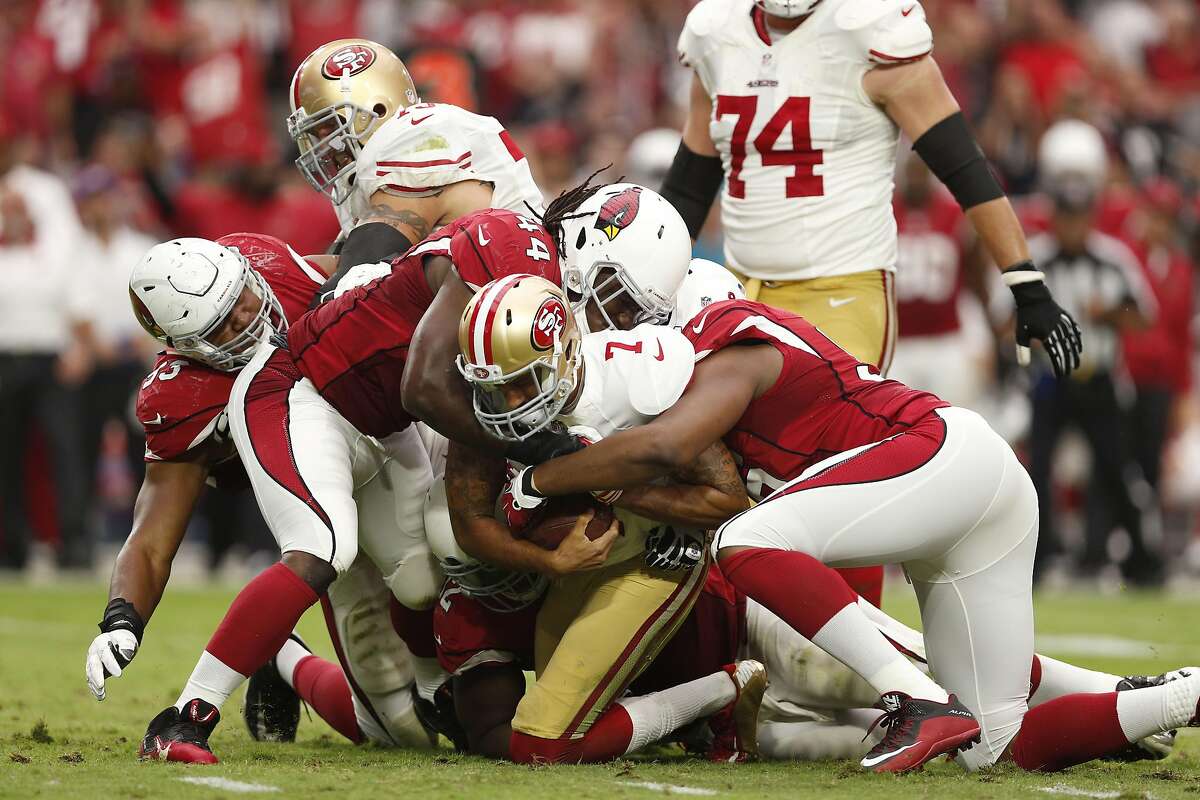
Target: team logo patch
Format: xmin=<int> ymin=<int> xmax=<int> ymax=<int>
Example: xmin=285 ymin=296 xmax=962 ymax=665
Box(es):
xmin=594 ymin=186 xmax=642 ymax=241
xmin=530 ymin=297 xmax=567 ymax=351
xmin=322 ymin=45 xmax=376 ymax=79
xmin=473 ymin=366 xmax=491 ymax=380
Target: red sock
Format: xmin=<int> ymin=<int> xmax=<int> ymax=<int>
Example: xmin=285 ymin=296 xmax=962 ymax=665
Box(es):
xmin=836 ymin=566 xmax=884 ymax=608
xmin=205 ymin=563 xmax=318 ymax=676
xmin=510 ymin=730 xmax=585 ymax=764
xmin=388 ymin=596 xmax=437 ymax=659
xmin=580 ymin=705 xmax=635 ymax=762
xmin=291 ymin=655 xmax=364 ymax=743
xmin=1010 ymin=692 xmax=1129 ymax=771
xmin=1029 ymin=655 xmax=1043 ymax=700
xmin=721 ymin=548 xmax=856 ymax=639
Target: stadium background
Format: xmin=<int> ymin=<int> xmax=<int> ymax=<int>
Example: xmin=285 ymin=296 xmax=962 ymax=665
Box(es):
xmin=2 ymin=0 xmax=1200 ymax=592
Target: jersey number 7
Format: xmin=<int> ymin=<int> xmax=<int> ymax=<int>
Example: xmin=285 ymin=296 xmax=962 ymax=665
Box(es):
xmin=715 ymin=95 xmax=825 ymax=199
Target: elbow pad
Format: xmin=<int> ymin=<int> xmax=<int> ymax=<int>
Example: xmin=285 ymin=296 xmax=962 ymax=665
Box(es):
xmin=660 ymin=142 xmax=724 ymax=239
xmin=313 ymin=223 xmax=413 ymax=307
xmin=912 ymin=112 xmax=1005 ymax=211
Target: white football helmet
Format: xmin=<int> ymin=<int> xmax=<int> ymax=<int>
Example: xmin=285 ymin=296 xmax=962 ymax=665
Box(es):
xmin=129 ymin=238 xmax=285 ymax=372
xmin=558 ymin=183 xmax=691 ymax=333
xmin=423 ymin=478 xmax=546 ymax=613
xmin=670 ymin=259 xmax=746 ymax=329
xmin=755 ymin=0 xmax=823 ymax=19
xmin=1038 ymin=119 xmax=1107 ymax=193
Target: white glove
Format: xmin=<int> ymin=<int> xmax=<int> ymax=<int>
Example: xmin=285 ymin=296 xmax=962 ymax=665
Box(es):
xmin=506 ymin=466 xmax=548 ymax=512
xmin=334 ymin=262 xmax=392 ymax=298
xmin=85 ymin=629 xmax=139 ymax=701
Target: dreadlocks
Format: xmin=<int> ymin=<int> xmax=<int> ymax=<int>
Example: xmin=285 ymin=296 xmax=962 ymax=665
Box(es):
xmin=533 ymin=166 xmax=614 ymax=260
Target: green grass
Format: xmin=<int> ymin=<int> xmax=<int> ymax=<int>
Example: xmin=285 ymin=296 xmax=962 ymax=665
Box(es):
xmin=3 ymin=581 xmax=1199 ymax=798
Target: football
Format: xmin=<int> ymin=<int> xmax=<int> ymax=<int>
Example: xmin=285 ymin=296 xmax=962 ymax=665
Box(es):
xmin=519 ymin=494 xmax=621 ymax=550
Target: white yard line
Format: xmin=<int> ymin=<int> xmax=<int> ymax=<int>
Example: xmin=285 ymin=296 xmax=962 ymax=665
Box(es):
xmin=1039 ymin=785 xmax=1150 ymax=800
xmin=617 ymin=780 xmax=718 ymax=796
xmin=1035 ymin=634 xmax=1185 ymax=660
xmin=177 ymin=776 xmax=281 ymax=793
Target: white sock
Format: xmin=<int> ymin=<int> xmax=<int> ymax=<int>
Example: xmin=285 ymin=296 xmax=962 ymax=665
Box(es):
xmin=1029 ymin=654 xmax=1121 ymax=707
xmin=412 ymin=656 xmax=449 ymax=703
xmin=617 ymin=670 xmax=737 ymax=754
xmin=759 ymin=719 xmax=871 ymax=760
xmin=275 ymin=638 xmax=312 ymax=691
xmin=175 ymin=650 xmax=247 ymax=710
xmin=811 ymin=604 xmax=949 ymax=703
xmin=1116 ymin=671 xmax=1200 ymax=741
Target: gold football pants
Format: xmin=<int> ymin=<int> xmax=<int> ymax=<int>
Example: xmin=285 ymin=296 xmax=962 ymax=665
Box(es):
xmin=732 ymin=268 xmax=896 ymax=374
xmin=511 ymin=555 xmax=709 ymax=740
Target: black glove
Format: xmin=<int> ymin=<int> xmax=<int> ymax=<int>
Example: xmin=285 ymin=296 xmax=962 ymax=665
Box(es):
xmin=505 ymin=428 xmax=585 ymax=466
xmin=645 ymin=526 xmax=704 ymax=572
xmin=1004 ymin=261 xmax=1083 ymax=378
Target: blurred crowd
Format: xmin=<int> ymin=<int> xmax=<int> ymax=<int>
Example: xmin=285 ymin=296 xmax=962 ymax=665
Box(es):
xmin=1 ymin=0 xmax=1199 ymax=588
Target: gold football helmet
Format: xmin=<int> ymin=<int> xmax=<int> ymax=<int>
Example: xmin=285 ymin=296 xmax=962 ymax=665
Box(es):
xmin=287 ymin=39 xmax=419 ymax=204
xmin=457 ymin=274 xmax=582 ymax=442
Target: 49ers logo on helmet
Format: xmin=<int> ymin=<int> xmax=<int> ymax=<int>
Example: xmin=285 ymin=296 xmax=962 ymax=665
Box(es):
xmin=530 ymin=297 xmax=567 ymax=351
xmin=322 ymin=45 xmax=376 ymax=80
xmin=594 ymin=187 xmax=642 ymax=241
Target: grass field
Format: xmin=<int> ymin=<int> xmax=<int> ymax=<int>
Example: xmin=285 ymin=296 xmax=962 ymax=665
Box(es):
xmin=3 ymin=581 xmax=1199 ymax=799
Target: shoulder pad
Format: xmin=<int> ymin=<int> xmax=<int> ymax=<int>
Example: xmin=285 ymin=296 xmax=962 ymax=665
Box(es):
xmin=599 ymin=324 xmax=696 ymax=419
xmin=356 ymin=104 xmax=484 ymax=199
xmin=837 ymin=0 xmax=932 ymax=65
xmin=449 ymin=210 xmax=558 ymax=291
xmin=678 ymin=0 xmax=738 ymax=82
xmin=137 ymin=356 xmax=234 ymax=462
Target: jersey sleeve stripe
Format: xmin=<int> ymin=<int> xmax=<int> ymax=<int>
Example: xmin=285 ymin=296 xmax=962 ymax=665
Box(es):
xmin=868 ymin=48 xmax=931 ymax=63
xmin=376 ymin=152 xmax=471 ymax=169
xmin=285 ymin=244 xmax=328 ymax=285
xmin=499 ymin=130 xmax=525 ymax=162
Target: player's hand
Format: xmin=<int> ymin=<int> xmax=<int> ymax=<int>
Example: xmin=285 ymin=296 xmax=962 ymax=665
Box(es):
xmin=1004 ymin=261 xmax=1083 ymax=378
xmin=645 ymin=526 xmax=704 ymax=572
xmin=549 ymin=512 xmax=620 ymax=576
xmin=505 ymin=466 xmax=548 ymax=512
xmin=85 ymin=629 xmax=139 ymax=701
xmin=504 ymin=428 xmax=585 ymax=467
xmin=500 ymin=465 xmax=540 ymax=533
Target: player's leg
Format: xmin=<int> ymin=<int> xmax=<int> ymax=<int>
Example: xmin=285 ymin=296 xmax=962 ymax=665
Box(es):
xmin=140 ymin=348 xmax=365 ymax=763
xmin=509 ymin=558 xmax=709 ymax=763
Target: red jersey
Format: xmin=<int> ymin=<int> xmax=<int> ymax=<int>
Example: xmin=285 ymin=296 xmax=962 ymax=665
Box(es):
xmin=893 ymin=191 xmax=967 ymax=338
xmin=433 ymin=580 xmax=540 ymax=675
xmin=685 ymin=301 xmax=948 ymax=496
xmin=287 ymin=209 xmax=560 ymax=437
xmin=136 ymin=233 xmax=324 ymax=478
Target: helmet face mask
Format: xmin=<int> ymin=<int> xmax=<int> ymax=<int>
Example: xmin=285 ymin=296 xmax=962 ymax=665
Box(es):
xmin=288 ymin=102 xmax=381 ymax=205
xmin=439 ymin=555 xmax=547 ymax=613
xmin=457 ymin=275 xmax=583 ymax=443
xmin=129 ymin=241 xmax=287 ymax=373
xmin=569 ymin=261 xmax=675 ymax=333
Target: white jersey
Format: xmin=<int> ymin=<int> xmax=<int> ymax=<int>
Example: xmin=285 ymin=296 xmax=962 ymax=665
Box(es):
xmin=559 ymin=323 xmax=697 ymax=565
xmin=339 ymin=102 xmax=545 ymax=234
xmin=679 ymin=0 xmax=933 ymax=281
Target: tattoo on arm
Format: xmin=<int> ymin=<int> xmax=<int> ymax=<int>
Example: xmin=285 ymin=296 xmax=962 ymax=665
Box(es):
xmin=364 ymin=201 xmax=439 ymax=242
xmin=445 ymin=443 xmax=503 ymax=523
xmin=674 ymin=440 xmax=745 ymax=501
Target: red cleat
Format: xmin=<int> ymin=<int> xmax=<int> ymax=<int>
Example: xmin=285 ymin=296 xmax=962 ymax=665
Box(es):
xmin=860 ymin=692 xmax=979 ymax=773
xmin=138 ymin=698 xmax=221 ymax=764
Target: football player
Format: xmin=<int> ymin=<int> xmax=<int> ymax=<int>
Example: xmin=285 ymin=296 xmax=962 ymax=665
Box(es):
xmin=87 ymin=236 xmax=436 ymax=760
xmin=661 ymin=0 xmax=1082 ymax=378
xmin=500 ymin=283 xmax=1200 ymax=774
xmin=286 ymin=39 xmax=543 ymax=294
xmin=447 ymin=275 xmax=757 ymax=763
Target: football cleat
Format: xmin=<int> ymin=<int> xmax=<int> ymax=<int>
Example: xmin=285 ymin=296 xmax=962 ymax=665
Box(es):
xmin=411 ymin=682 xmax=469 ymax=752
xmin=138 ymin=698 xmax=221 ymax=764
xmin=707 ymin=660 xmax=768 ymax=763
xmin=1104 ymin=669 xmax=1196 ymax=761
xmin=243 ymin=634 xmax=306 ymax=743
xmin=860 ymin=692 xmax=979 ymax=773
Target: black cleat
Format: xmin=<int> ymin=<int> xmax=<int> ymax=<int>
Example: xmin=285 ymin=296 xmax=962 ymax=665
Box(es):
xmin=412 ymin=681 xmax=469 ymax=752
xmin=243 ymin=634 xmax=306 ymax=743
xmin=138 ymin=698 xmax=220 ymax=764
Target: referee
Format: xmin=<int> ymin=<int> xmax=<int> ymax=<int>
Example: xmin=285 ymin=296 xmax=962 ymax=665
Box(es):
xmin=1026 ymin=179 xmax=1161 ymax=585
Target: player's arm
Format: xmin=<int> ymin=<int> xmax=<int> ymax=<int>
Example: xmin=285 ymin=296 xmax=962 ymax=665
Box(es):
xmin=303 ymin=254 xmax=338 ymax=277
xmin=523 ymin=346 xmax=775 ymax=499
xmin=86 ymin=456 xmax=209 ymax=700
xmin=445 ymin=442 xmax=617 ymax=577
xmin=315 ymin=180 xmax=494 ymax=303
xmin=403 ymin=267 xmax=505 ymax=452
xmin=865 ymin=56 xmax=1082 ymax=377
xmin=453 ymin=664 xmax=525 ymax=758
xmin=613 ymin=440 xmax=749 ymax=528
xmin=660 ymin=74 xmax=723 ymax=241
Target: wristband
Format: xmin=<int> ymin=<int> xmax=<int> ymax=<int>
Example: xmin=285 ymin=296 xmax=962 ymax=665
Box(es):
xmin=99 ymin=597 xmax=145 ymax=643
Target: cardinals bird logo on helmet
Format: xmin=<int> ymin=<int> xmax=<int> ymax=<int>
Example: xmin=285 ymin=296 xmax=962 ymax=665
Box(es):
xmin=595 ymin=186 xmax=643 ymax=241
